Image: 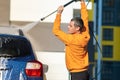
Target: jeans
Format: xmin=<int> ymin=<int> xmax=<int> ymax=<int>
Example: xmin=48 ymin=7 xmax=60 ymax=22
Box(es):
xmin=70 ymin=70 xmax=89 ymax=80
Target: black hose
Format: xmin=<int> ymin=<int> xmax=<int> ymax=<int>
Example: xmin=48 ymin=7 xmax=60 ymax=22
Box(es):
xmin=40 ymin=0 xmax=78 ymax=21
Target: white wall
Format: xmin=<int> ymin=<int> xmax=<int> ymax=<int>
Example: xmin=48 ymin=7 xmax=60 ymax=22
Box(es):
xmin=9 ymin=1 xmax=92 ymax=80
xmin=35 ymin=52 xmax=69 ymax=80
xmin=10 ymin=0 xmax=92 ymax=23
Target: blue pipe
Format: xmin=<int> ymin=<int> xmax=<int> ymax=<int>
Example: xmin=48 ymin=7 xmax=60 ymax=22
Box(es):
xmin=97 ymin=0 xmax=102 ymax=80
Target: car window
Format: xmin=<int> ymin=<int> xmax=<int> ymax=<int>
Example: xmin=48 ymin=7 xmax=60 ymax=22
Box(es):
xmin=0 ymin=36 xmax=32 ymax=57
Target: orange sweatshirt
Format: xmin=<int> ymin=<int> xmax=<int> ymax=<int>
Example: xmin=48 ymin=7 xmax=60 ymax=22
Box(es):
xmin=53 ymin=2 xmax=90 ymax=72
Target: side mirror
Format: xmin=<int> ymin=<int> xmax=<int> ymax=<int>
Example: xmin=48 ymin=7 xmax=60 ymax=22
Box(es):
xmin=43 ymin=64 xmax=48 ymax=73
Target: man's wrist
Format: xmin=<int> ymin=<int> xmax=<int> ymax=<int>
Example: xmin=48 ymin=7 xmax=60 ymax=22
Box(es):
xmin=57 ymin=12 xmax=62 ymax=15
xmin=57 ymin=13 xmax=61 ymax=15
xmin=81 ymin=0 xmax=84 ymax=3
xmin=57 ymin=11 xmax=61 ymax=14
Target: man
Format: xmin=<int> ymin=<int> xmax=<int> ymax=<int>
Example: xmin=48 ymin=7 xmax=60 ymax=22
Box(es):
xmin=52 ymin=0 xmax=90 ymax=80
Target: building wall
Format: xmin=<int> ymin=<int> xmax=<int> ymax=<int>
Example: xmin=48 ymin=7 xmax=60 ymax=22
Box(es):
xmin=0 ymin=0 xmax=93 ymax=52
xmin=0 ymin=0 xmax=94 ymax=80
xmin=0 ymin=0 xmax=10 ymax=26
xmin=10 ymin=0 xmax=92 ymax=22
xmin=94 ymin=0 xmax=120 ymax=80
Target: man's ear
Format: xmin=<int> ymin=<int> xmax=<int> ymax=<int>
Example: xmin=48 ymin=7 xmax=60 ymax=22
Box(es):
xmin=76 ymin=26 xmax=80 ymax=31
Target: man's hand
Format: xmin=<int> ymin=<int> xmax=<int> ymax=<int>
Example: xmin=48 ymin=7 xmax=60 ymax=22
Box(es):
xmin=57 ymin=5 xmax=64 ymax=14
xmin=81 ymin=0 xmax=85 ymax=2
xmin=74 ymin=0 xmax=84 ymax=2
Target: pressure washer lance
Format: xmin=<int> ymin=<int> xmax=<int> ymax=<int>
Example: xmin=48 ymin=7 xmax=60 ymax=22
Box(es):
xmin=40 ymin=0 xmax=81 ymax=21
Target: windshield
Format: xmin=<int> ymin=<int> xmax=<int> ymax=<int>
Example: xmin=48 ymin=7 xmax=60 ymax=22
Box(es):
xmin=0 ymin=36 xmax=33 ymax=57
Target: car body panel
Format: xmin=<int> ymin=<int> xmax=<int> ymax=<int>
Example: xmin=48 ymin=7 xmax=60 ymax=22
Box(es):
xmin=0 ymin=34 xmax=43 ymax=80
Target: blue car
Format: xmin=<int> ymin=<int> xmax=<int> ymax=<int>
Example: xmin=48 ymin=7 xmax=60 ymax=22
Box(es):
xmin=0 ymin=34 xmax=43 ymax=80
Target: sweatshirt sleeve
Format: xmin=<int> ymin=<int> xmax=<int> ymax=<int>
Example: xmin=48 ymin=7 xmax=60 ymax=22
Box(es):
xmin=81 ymin=2 xmax=89 ymax=33
xmin=52 ymin=14 xmax=61 ymax=35
xmin=52 ymin=14 xmax=70 ymax=44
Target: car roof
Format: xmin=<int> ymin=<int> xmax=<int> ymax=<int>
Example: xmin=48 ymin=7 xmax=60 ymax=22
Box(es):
xmin=0 ymin=34 xmax=34 ymax=57
xmin=0 ymin=34 xmax=27 ymax=40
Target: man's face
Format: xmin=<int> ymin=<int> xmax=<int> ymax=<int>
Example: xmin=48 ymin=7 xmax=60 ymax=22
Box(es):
xmin=67 ymin=21 xmax=80 ymax=34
